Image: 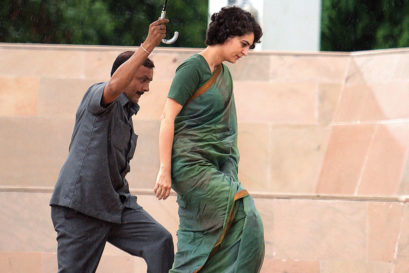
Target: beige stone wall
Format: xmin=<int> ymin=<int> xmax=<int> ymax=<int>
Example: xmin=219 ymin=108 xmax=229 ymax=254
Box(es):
xmin=0 ymin=43 xmax=408 ymax=272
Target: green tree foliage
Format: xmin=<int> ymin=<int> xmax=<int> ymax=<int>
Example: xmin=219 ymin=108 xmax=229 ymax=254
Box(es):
xmin=321 ymin=0 xmax=409 ymax=51
xmin=0 ymin=0 xmax=114 ymax=44
xmin=104 ymin=0 xmax=208 ymax=47
xmin=3 ymin=1 xmax=408 ymax=51
xmin=0 ymin=0 xmax=208 ymax=47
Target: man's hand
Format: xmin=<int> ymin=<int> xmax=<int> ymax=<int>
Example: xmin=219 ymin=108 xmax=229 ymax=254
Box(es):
xmin=154 ymin=168 xmax=172 ymax=200
xmin=142 ymin=18 xmax=169 ymax=52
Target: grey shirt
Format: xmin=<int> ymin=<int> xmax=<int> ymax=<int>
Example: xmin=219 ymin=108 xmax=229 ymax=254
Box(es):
xmin=50 ymin=82 xmax=140 ymax=223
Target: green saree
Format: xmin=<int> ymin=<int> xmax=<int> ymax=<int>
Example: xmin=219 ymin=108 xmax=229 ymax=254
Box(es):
xmin=168 ymin=54 xmax=264 ymax=273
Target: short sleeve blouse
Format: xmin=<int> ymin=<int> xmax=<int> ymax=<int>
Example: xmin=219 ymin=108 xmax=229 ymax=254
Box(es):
xmin=167 ymin=54 xmax=212 ymax=106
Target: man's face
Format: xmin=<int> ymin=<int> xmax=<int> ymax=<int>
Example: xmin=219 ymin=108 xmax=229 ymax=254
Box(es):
xmin=123 ymin=65 xmax=153 ymax=104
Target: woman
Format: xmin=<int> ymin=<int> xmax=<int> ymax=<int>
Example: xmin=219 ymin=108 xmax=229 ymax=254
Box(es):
xmin=154 ymin=6 xmax=265 ymax=273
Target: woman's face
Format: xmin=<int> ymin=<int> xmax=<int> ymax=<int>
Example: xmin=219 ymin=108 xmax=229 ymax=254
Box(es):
xmin=222 ymin=32 xmax=255 ymax=63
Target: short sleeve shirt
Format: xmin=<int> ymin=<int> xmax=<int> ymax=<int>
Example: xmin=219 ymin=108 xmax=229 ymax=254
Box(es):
xmin=50 ymin=82 xmax=140 ymax=223
xmin=168 ymin=54 xmax=212 ymax=106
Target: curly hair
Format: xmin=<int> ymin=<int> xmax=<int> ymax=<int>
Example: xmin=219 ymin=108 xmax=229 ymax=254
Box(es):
xmin=205 ymin=6 xmax=262 ymax=49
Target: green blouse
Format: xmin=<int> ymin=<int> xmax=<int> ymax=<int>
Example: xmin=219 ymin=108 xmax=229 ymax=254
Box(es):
xmin=168 ymin=54 xmax=213 ymax=106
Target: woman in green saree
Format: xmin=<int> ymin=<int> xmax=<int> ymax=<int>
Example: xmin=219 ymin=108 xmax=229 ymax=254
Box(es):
xmin=154 ymin=6 xmax=265 ymax=273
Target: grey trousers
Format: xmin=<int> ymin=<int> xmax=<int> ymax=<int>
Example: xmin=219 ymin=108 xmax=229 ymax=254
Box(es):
xmin=51 ymin=205 xmax=174 ymax=273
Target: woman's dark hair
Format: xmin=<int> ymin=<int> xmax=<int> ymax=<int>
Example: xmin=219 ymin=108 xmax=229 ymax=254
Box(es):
xmin=205 ymin=6 xmax=262 ymax=49
xmin=110 ymin=51 xmax=155 ymax=76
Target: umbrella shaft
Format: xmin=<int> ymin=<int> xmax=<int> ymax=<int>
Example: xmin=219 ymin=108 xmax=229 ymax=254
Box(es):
xmin=162 ymin=0 xmax=168 ymax=11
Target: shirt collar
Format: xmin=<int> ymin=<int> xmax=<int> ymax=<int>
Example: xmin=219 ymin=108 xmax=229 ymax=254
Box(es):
xmin=118 ymin=93 xmax=140 ymax=116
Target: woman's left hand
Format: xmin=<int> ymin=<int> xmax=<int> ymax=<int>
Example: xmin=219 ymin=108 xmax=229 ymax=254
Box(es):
xmin=154 ymin=168 xmax=172 ymax=200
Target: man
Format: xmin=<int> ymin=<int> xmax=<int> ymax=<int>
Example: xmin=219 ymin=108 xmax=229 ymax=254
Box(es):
xmin=50 ymin=18 xmax=174 ymax=273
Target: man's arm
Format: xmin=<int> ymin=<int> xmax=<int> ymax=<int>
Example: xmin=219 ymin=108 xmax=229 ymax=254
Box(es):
xmin=102 ymin=18 xmax=169 ymax=105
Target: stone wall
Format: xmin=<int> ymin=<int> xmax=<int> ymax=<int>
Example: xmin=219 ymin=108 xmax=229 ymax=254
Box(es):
xmin=0 ymin=43 xmax=408 ymax=272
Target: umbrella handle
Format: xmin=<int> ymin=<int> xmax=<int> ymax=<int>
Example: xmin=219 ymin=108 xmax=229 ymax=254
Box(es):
xmin=160 ymin=11 xmax=179 ymax=44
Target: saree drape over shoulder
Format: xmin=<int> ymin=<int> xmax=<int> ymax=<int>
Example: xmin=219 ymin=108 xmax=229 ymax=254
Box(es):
xmin=168 ymin=54 xmax=264 ymax=273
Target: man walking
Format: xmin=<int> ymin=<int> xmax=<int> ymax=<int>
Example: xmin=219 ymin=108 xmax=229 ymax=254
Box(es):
xmin=50 ymin=18 xmax=174 ymax=273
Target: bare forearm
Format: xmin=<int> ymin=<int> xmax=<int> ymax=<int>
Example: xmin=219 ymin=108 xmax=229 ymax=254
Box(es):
xmin=153 ymin=115 xmax=174 ymax=200
xmin=102 ymin=18 xmax=168 ymax=105
xmin=154 ymin=98 xmax=181 ymax=200
xmin=158 ymin=116 xmax=174 ymax=173
xmin=108 ymin=45 xmax=152 ymax=92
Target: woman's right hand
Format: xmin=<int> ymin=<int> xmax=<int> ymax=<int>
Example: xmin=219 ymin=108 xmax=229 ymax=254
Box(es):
xmin=154 ymin=167 xmax=172 ymax=200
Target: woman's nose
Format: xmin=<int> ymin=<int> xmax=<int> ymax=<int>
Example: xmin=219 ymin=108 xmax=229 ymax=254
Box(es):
xmin=242 ymin=47 xmax=249 ymax=56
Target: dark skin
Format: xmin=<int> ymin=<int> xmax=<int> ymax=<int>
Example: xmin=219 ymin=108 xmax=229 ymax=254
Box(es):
xmin=121 ymin=65 xmax=153 ymax=105
xmin=102 ymin=18 xmax=169 ymax=105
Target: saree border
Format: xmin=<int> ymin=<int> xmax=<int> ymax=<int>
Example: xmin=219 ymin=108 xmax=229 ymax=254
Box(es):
xmin=193 ymin=189 xmax=249 ymax=273
xmin=184 ymin=64 xmax=222 ymax=106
